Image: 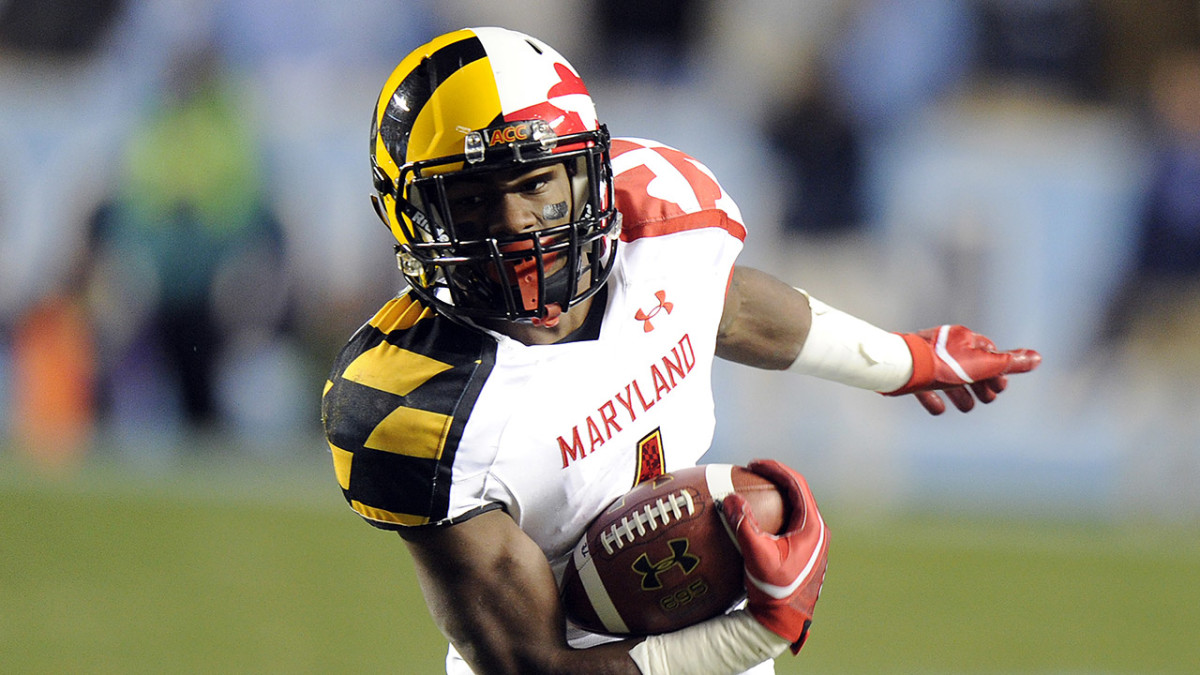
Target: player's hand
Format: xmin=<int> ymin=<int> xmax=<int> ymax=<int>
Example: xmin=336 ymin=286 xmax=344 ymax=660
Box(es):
xmin=886 ymin=325 xmax=1041 ymax=415
xmin=720 ymin=459 xmax=829 ymax=654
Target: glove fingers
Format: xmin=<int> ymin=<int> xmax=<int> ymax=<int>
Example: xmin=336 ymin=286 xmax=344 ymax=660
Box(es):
xmin=970 ymin=378 xmax=999 ymax=403
xmin=720 ymin=493 xmax=757 ymax=535
xmin=721 ymin=493 xmax=778 ymax=566
xmin=915 ymin=390 xmax=946 ymax=415
xmin=1003 ymin=348 xmax=1042 ymax=374
xmin=945 ymin=386 xmax=976 ymax=412
xmin=990 ymin=374 xmax=1009 ymax=394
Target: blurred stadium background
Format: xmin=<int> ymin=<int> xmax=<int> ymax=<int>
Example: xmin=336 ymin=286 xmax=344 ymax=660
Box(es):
xmin=2 ymin=0 xmax=1199 ymax=672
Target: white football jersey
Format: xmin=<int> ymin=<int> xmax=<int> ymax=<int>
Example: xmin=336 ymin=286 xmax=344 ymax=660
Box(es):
xmin=323 ymin=138 xmax=772 ymax=673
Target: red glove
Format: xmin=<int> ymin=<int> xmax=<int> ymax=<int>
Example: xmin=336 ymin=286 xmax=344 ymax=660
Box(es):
xmin=720 ymin=460 xmax=829 ymax=654
xmin=886 ymin=325 xmax=1041 ymax=415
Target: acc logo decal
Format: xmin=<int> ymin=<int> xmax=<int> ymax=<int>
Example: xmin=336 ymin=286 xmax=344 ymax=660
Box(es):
xmin=487 ymin=121 xmax=538 ymax=146
xmin=631 ymin=538 xmax=700 ymax=590
xmin=634 ymin=290 xmax=673 ymax=332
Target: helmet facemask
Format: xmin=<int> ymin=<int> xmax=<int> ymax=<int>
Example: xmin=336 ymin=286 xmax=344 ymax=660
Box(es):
xmin=379 ymin=124 xmax=619 ymax=325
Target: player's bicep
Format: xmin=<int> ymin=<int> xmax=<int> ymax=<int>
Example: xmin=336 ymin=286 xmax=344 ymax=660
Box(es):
xmin=399 ymin=509 xmax=641 ymax=674
xmin=716 ymin=266 xmax=810 ymax=369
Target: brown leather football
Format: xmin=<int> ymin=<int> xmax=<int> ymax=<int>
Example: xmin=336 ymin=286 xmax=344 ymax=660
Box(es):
xmin=560 ymin=464 xmax=785 ymax=635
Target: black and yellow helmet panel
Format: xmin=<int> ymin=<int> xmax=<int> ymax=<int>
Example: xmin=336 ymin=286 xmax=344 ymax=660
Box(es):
xmin=367 ymin=27 xmax=618 ymax=324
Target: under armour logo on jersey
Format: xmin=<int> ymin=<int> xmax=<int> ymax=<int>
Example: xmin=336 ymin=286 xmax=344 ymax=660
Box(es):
xmin=634 ymin=290 xmax=673 ymax=332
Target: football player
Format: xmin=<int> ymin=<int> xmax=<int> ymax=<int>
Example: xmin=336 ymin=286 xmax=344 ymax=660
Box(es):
xmin=321 ymin=27 xmax=1041 ymax=675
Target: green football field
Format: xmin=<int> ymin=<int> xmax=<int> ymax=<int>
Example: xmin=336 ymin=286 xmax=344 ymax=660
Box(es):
xmin=2 ymin=450 xmax=1198 ymax=674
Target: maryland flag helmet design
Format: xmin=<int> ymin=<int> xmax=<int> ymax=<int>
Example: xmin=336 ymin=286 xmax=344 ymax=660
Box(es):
xmin=370 ymin=27 xmax=619 ymax=323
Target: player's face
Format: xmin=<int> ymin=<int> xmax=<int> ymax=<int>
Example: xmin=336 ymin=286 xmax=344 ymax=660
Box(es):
xmin=442 ymin=162 xmax=574 ymax=241
xmin=441 ymin=161 xmax=587 ymax=324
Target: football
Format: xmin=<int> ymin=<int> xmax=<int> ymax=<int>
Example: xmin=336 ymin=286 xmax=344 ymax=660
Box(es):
xmin=560 ymin=464 xmax=786 ymax=636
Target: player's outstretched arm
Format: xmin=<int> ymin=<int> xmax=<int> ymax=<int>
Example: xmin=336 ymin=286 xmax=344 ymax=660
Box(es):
xmin=717 ymin=266 xmax=1041 ymax=414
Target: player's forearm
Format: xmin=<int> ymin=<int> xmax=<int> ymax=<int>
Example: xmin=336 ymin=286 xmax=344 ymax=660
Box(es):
xmin=716 ymin=267 xmax=915 ymax=389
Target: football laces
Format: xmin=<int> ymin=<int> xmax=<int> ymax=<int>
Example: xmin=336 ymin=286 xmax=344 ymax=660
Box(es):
xmin=599 ymin=490 xmax=697 ymax=554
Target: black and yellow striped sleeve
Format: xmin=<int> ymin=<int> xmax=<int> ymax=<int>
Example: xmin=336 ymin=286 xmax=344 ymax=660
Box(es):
xmin=321 ymin=294 xmax=495 ymax=529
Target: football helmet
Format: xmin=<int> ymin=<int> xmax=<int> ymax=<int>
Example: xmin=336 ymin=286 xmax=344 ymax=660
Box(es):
xmin=370 ymin=27 xmax=619 ymax=324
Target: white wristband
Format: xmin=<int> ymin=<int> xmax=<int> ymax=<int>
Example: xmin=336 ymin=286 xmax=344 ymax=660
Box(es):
xmin=628 ymin=610 xmax=788 ymax=675
xmin=788 ymin=289 xmax=913 ymax=392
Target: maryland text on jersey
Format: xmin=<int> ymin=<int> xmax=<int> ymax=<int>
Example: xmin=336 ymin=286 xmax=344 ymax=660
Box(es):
xmin=555 ymin=331 xmax=697 ymax=469
xmin=322 ymin=294 xmax=497 ymax=529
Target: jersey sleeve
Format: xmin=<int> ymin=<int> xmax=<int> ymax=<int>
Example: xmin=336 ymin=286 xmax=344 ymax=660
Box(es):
xmin=321 ymin=293 xmax=499 ymax=530
xmin=609 ymin=137 xmax=747 ymax=245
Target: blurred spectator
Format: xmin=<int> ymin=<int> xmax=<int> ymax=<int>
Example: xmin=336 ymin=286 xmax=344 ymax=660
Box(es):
xmin=1103 ymin=48 xmax=1200 ymax=369
xmin=0 ymin=0 xmax=127 ymax=459
xmin=209 ymin=0 xmax=445 ymax=361
xmin=974 ymin=0 xmax=1108 ymax=100
xmin=1138 ymin=50 xmax=1200 ymax=278
xmin=10 ymin=291 xmax=97 ymax=468
xmin=1094 ymin=0 xmax=1200 ymax=103
xmin=1 ymin=1 xmax=442 ymax=453
xmin=762 ymin=0 xmax=976 ymax=235
xmin=85 ymin=46 xmax=291 ymax=439
xmin=762 ymin=76 xmax=865 ymax=235
xmin=588 ymin=0 xmax=712 ymax=82
xmin=0 ymin=0 xmax=123 ymax=55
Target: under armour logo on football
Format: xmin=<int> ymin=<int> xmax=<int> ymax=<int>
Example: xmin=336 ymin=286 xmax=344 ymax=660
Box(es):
xmin=634 ymin=290 xmax=673 ymax=332
xmin=631 ymin=538 xmax=700 ymax=590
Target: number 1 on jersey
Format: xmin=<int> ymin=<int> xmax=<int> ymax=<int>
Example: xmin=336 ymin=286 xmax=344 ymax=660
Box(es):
xmin=633 ymin=428 xmax=665 ymax=486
